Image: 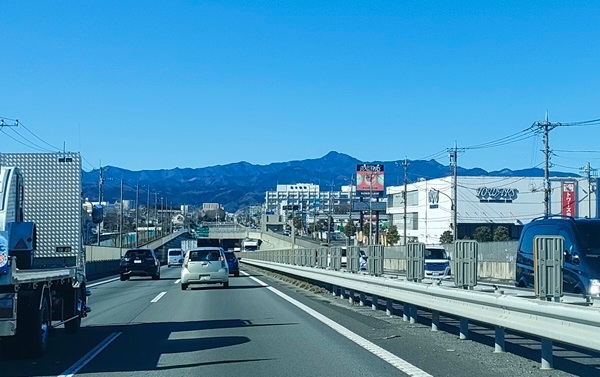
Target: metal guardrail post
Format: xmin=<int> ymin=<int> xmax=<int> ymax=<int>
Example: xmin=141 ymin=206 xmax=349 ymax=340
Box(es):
xmin=331 ymin=247 xmax=342 ymax=271
xmin=347 ymin=246 xmax=360 ymax=273
xmin=534 ymin=236 xmax=564 ymax=302
xmin=454 ymin=240 xmax=478 ymax=289
xmin=308 ymin=248 xmax=316 ymax=267
xmin=406 ymin=242 xmax=425 ymax=282
xmin=368 ymin=245 xmax=384 ymax=276
xmin=317 ymin=247 xmax=328 ymax=268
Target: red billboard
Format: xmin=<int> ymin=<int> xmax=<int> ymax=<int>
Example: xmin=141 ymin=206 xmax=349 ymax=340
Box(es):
xmin=561 ymin=181 xmax=576 ymax=217
xmin=356 ymin=164 xmax=384 ymax=197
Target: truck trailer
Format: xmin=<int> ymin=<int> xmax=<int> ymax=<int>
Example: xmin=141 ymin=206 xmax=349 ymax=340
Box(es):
xmin=0 ymin=153 xmax=89 ymax=358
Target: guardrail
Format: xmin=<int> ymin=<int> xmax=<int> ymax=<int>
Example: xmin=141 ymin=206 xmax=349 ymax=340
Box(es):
xmin=240 ymin=249 xmax=600 ymax=370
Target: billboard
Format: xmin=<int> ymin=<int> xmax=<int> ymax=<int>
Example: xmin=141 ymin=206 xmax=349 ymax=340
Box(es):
xmin=561 ymin=181 xmax=577 ymax=217
xmin=356 ymin=164 xmax=384 ymax=197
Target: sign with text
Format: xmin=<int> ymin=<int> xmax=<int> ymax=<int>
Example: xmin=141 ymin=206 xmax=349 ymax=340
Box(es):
xmin=561 ymin=181 xmax=577 ymax=217
xmin=352 ymin=201 xmax=387 ymax=212
xmin=356 ymin=164 xmax=384 ymax=198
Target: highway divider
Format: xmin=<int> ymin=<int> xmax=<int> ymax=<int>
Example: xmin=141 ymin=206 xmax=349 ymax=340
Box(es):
xmin=240 ymin=249 xmax=600 ymax=370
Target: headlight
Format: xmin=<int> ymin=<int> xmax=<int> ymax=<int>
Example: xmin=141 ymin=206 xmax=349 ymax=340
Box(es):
xmin=590 ymin=279 xmax=600 ymax=296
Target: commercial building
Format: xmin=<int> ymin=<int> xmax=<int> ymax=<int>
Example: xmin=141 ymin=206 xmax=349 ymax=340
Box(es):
xmin=386 ymin=176 xmax=598 ymax=245
xmin=264 ymin=183 xmax=350 ymax=217
xmin=202 ymin=203 xmax=221 ymax=211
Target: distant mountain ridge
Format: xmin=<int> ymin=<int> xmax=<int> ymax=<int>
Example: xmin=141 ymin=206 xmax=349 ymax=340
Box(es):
xmin=82 ymin=151 xmax=577 ymax=212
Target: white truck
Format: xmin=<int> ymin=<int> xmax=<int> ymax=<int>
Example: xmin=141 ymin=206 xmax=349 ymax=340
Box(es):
xmin=0 ymin=153 xmax=89 ymax=358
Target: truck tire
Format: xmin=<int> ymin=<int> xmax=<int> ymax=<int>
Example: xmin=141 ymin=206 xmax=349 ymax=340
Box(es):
xmin=11 ymin=292 xmax=50 ymax=358
xmin=64 ymin=287 xmax=82 ymax=333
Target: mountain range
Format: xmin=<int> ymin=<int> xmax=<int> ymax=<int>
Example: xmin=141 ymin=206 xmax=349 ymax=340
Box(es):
xmin=82 ymin=151 xmax=576 ymax=212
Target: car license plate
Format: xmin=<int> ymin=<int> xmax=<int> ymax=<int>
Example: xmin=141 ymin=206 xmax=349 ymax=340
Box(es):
xmin=134 ymin=260 xmax=142 ymax=264
xmin=433 ymin=272 xmax=440 ymax=276
xmin=200 ymin=276 xmax=210 ymax=281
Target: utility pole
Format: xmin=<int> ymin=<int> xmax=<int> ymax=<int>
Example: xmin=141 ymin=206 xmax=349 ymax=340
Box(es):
xmin=147 ymin=187 xmax=150 ymax=242
xmin=119 ymin=177 xmax=123 ymax=248
xmin=369 ymin=173 xmax=373 ymax=245
xmin=328 ymin=181 xmax=334 ymax=244
xmin=135 ymin=182 xmax=139 ymax=247
xmin=402 ymin=157 xmax=409 ymax=246
xmin=532 ymin=112 xmax=561 ymax=217
xmin=580 ymin=162 xmax=597 ymax=218
xmin=449 ymin=143 xmax=459 ymax=242
xmin=160 ymin=197 xmax=164 ymax=237
xmin=347 ymin=175 xmax=354 ymax=247
xmin=153 ymin=191 xmax=158 ymax=238
xmin=97 ymin=165 xmax=103 ymax=245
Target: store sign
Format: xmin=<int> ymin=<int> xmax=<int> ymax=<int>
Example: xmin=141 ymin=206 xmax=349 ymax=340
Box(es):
xmin=476 ymin=187 xmax=519 ymax=203
xmin=428 ymin=189 xmax=439 ymax=208
xmin=561 ymin=182 xmax=577 ymax=217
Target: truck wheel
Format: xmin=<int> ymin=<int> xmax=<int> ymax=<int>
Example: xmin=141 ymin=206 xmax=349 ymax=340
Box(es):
xmin=64 ymin=287 xmax=82 ymax=333
xmin=181 ymin=283 xmax=188 ymax=290
xmin=14 ymin=293 xmax=50 ymax=358
xmin=120 ymin=274 xmax=129 ymax=281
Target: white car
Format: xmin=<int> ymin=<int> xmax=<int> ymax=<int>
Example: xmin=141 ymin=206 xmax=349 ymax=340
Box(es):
xmin=181 ymin=247 xmax=229 ymax=290
xmin=424 ymin=247 xmax=451 ymax=277
xmin=167 ymin=248 xmax=184 ymax=267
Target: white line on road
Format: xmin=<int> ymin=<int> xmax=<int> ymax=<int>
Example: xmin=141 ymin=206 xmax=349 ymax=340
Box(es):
xmin=151 ymin=291 xmax=167 ymax=303
xmin=87 ymin=277 xmax=120 ymax=288
xmin=241 ymin=271 xmax=433 ymax=377
xmin=58 ymin=332 xmax=122 ymax=377
xmin=174 ymin=279 xmax=181 ymax=284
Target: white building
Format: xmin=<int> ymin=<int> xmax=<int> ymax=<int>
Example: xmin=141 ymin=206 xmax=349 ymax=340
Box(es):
xmin=265 ymin=183 xmax=352 ymax=217
xmin=202 ymin=203 xmax=221 ymax=211
xmin=387 ymin=176 xmax=598 ymax=245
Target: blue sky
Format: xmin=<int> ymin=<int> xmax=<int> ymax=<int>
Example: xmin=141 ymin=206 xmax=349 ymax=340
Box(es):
xmin=1 ymin=1 xmax=599 ymax=174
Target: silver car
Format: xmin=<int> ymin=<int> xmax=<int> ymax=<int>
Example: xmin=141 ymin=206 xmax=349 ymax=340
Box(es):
xmin=181 ymin=247 xmax=229 ymax=290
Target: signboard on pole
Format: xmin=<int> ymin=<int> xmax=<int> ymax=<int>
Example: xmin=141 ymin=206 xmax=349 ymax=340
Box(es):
xmin=356 ymin=164 xmax=385 ymax=198
xmin=561 ymin=181 xmax=577 ymax=217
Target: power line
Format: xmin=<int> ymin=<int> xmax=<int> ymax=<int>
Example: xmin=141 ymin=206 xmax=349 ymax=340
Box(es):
xmin=0 ymin=128 xmax=49 ymax=152
xmin=562 ymin=118 xmax=600 ymax=127
xmin=464 ymin=128 xmax=537 ymax=150
xmin=15 ymin=120 xmax=62 ymax=151
xmin=6 ymin=127 xmax=57 ymax=152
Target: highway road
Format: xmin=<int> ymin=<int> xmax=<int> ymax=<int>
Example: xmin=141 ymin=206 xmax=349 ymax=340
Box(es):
xmin=2 ymin=266 xmax=598 ymax=377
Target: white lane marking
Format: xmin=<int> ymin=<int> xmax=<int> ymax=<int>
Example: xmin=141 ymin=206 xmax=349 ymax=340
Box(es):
xmin=87 ymin=277 xmax=120 ymax=288
xmin=58 ymin=332 xmax=122 ymax=377
xmin=174 ymin=279 xmax=181 ymax=284
xmin=241 ymin=271 xmax=433 ymax=377
xmin=151 ymin=291 xmax=167 ymax=303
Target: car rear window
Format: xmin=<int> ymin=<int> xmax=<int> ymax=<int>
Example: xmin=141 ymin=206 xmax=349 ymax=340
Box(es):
xmin=125 ymin=250 xmax=152 ymax=258
xmin=168 ymin=250 xmax=182 ymax=256
xmin=189 ymin=250 xmax=221 ymax=262
xmin=425 ymin=248 xmax=447 ymax=259
xmin=224 ymin=252 xmax=237 ymax=261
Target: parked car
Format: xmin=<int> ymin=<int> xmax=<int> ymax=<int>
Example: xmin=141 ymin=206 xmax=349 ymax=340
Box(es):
xmin=424 ymin=247 xmax=451 ymax=277
xmin=167 ymin=248 xmax=184 ymax=267
xmin=181 ymin=247 xmax=229 ymax=290
xmin=516 ymin=216 xmax=600 ymax=296
xmin=224 ymin=250 xmax=240 ymax=277
xmin=120 ymin=248 xmax=161 ymax=281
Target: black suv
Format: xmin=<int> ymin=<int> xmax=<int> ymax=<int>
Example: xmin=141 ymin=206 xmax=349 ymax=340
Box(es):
xmin=516 ymin=216 xmax=600 ymax=296
xmin=120 ymin=248 xmax=161 ymax=281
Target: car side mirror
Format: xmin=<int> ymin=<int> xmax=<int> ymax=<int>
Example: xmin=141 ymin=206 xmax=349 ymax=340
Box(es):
xmin=238 ymin=257 xmax=242 ymax=261
xmin=572 ymin=254 xmax=580 ymax=265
